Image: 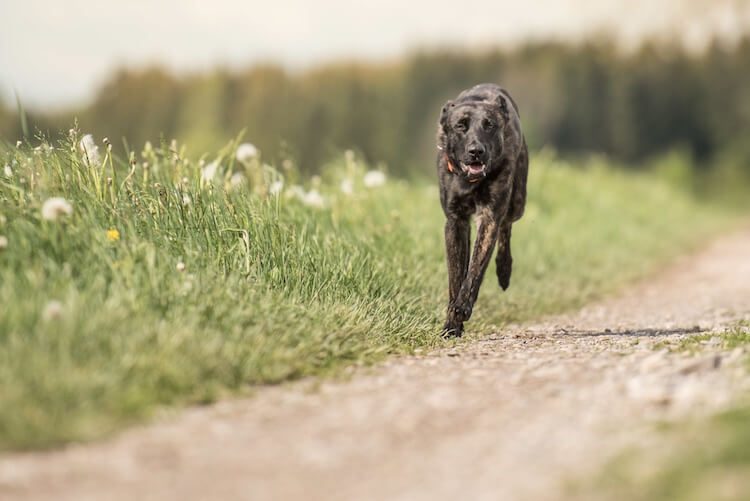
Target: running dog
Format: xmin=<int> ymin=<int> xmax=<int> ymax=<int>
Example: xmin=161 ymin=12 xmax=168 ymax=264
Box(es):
xmin=437 ymin=84 xmax=528 ymax=337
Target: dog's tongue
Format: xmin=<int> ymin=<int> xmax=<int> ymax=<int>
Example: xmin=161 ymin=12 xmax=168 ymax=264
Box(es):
xmin=467 ymin=163 xmax=484 ymax=175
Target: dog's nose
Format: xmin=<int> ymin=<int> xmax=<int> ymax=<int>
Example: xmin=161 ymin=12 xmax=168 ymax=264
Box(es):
xmin=468 ymin=144 xmax=485 ymax=159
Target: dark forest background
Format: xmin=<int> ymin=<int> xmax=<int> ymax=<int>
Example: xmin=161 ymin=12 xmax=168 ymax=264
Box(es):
xmin=2 ymin=39 xmax=750 ymax=178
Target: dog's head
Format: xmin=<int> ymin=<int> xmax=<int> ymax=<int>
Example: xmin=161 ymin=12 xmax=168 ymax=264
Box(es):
xmin=438 ymin=95 xmax=510 ymax=182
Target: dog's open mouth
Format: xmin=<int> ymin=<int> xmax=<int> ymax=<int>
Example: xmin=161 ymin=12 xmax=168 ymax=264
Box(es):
xmin=461 ymin=162 xmax=486 ymax=177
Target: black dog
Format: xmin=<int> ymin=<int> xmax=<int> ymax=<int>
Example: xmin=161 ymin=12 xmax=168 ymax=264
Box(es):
xmin=437 ymin=84 xmax=528 ymax=337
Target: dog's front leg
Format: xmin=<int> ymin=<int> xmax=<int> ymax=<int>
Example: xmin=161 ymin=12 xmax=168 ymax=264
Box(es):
xmin=449 ymin=209 xmax=501 ymax=326
xmin=442 ymin=215 xmax=470 ymax=337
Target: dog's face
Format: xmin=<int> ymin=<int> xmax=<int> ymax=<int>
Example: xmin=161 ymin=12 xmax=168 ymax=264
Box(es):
xmin=439 ymin=98 xmax=509 ymax=182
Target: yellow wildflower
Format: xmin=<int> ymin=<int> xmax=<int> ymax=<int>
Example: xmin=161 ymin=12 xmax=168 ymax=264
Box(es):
xmin=106 ymin=228 xmax=120 ymax=241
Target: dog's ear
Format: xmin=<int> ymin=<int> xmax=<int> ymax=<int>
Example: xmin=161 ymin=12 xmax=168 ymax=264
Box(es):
xmin=438 ymin=100 xmax=455 ymax=150
xmin=495 ymin=95 xmax=510 ymax=122
xmin=439 ymin=100 xmax=455 ymax=127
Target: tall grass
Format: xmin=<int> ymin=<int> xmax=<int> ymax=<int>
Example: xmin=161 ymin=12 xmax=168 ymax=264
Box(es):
xmin=0 ymin=134 xmax=731 ymax=450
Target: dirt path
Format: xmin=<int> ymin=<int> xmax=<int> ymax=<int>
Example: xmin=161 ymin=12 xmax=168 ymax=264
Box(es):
xmin=2 ymin=230 xmax=750 ymax=501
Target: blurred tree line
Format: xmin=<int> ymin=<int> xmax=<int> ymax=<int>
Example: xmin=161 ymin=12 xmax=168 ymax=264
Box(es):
xmin=2 ymin=39 xmax=750 ymax=177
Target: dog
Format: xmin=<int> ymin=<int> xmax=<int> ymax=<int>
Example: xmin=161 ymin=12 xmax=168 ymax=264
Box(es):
xmin=437 ymin=84 xmax=528 ymax=338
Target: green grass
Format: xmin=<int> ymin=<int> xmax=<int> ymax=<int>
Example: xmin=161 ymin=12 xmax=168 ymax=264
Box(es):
xmin=0 ymin=134 xmax=733 ymax=450
xmin=674 ymin=321 xmax=750 ymax=353
xmin=579 ymin=323 xmax=750 ymax=501
xmin=650 ymin=321 xmax=750 ymax=354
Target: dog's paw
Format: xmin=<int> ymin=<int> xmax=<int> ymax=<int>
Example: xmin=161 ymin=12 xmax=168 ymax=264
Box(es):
xmin=449 ymin=301 xmax=472 ymax=322
xmin=441 ymin=322 xmax=464 ymax=339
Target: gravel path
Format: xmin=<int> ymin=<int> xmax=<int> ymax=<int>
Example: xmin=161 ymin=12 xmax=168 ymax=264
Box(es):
xmin=2 ymin=229 xmax=750 ymax=501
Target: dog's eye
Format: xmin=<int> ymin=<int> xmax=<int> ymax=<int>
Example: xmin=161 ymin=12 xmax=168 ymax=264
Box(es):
xmin=455 ymin=120 xmax=468 ymax=132
xmin=482 ymin=119 xmax=495 ymax=131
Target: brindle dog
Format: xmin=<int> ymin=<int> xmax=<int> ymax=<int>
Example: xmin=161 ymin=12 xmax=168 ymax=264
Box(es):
xmin=437 ymin=83 xmax=528 ymax=337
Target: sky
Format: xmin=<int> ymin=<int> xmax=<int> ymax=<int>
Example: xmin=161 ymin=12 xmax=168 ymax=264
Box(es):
xmin=1 ymin=0 xmax=748 ymax=109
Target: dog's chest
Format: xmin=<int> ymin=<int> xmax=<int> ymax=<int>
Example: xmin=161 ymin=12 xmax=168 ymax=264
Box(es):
xmin=446 ymin=186 xmax=497 ymax=218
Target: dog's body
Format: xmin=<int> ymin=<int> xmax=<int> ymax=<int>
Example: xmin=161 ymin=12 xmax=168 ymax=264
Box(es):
xmin=437 ymin=84 xmax=528 ymax=337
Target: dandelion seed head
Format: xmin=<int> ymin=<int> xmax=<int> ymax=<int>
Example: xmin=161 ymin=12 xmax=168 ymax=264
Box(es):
xmin=3 ymin=164 xmax=11 ymax=178
xmin=201 ymin=161 xmax=219 ymax=182
xmin=42 ymin=300 xmax=64 ymax=321
xmin=230 ymin=172 xmax=245 ymax=189
xmin=302 ymin=189 xmax=326 ymax=209
xmin=41 ymin=197 xmax=73 ymax=221
xmin=363 ymin=170 xmax=386 ymax=188
xmin=269 ymin=180 xmax=284 ymax=195
xmin=0 ymin=235 xmax=7 ymax=250
xmin=176 ymin=261 xmax=186 ymax=272
xmin=182 ymin=194 xmax=192 ymax=206
xmin=340 ymin=178 xmax=354 ymax=195
xmin=79 ymin=134 xmax=101 ymax=165
xmin=16 ymin=141 xmax=22 ymax=148
xmin=285 ymin=185 xmax=306 ymax=200
xmin=236 ymin=143 xmax=259 ymax=163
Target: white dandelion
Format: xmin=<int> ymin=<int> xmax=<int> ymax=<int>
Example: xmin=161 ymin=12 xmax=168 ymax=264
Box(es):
xmin=302 ymin=189 xmax=325 ymax=209
xmin=363 ymin=170 xmax=386 ymax=188
xmin=230 ymin=172 xmax=246 ymax=189
xmin=176 ymin=261 xmax=186 ymax=272
xmin=42 ymin=300 xmax=64 ymax=321
xmin=3 ymin=164 xmax=11 ymax=178
xmin=340 ymin=178 xmax=354 ymax=195
xmin=268 ymin=180 xmax=284 ymax=195
xmin=201 ymin=161 xmax=219 ymax=183
xmin=16 ymin=140 xmax=22 ymax=148
xmin=0 ymin=235 xmax=7 ymax=250
xmin=236 ymin=143 xmax=259 ymax=163
xmin=285 ymin=185 xmax=306 ymax=200
xmin=41 ymin=197 xmax=73 ymax=221
xmin=182 ymin=194 xmax=192 ymax=206
xmin=79 ymin=134 xmax=101 ymax=166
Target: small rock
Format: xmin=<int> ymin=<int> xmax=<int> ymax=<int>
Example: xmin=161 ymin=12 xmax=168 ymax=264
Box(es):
xmin=677 ymin=354 xmax=722 ymax=375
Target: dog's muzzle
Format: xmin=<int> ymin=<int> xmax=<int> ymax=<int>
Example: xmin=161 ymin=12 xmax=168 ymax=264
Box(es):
xmin=461 ymin=162 xmax=487 ymax=177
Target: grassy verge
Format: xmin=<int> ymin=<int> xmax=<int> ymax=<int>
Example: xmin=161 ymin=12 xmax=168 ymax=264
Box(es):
xmin=0 ymin=135 xmax=734 ymax=450
xmin=580 ymin=322 xmax=750 ymax=501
